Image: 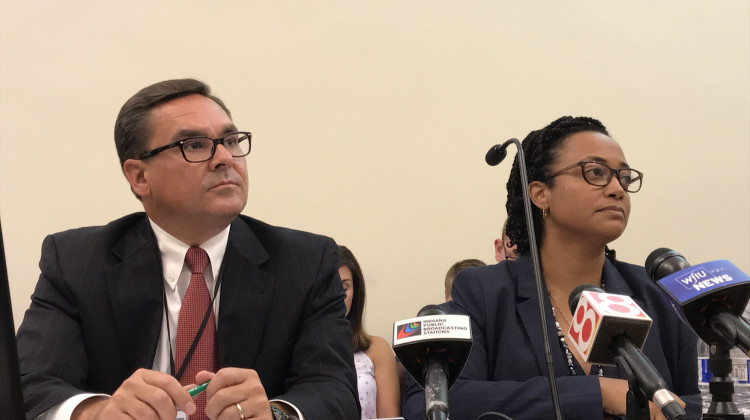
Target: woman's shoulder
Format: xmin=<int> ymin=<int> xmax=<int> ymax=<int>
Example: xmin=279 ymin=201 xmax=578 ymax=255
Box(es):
xmin=609 ymin=259 xmax=662 ymax=295
xmin=366 ymin=335 xmax=396 ymax=363
xmin=452 ymin=261 xmax=518 ymax=299
xmin=448 ymin=262 xmax=520 ymax=328
xmin=367 ymin=335 xmax=393 ymax=353
xmin=456 ymin=260 xmax=516 ymax=283
xmin=608 ymin=259 xmax=684 ymax=322
xmin=611 ymin=259 xmax=648 ymax=278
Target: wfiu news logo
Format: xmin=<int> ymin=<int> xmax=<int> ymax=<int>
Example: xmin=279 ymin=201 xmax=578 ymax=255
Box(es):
xmin=676 ymin=267 xmax=733 ymax=291
xmin=396 ymin=322 xmax=421 ymax=340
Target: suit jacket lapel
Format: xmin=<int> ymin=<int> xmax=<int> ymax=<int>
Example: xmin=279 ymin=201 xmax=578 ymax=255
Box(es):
xmin=216 ymin=218 xmax=274 ymax=369
xmin=598 ymin=258 xmax=644 ymax=378
xmin=601 ymin=259 xmax=644 ymax=308
xmin=515 ymin=255 xmax=563 ymax=375
xmin=516 ymin=257 xmax=645 ymax=378
xmin=103 ymin=217 xmax=164 ymax=373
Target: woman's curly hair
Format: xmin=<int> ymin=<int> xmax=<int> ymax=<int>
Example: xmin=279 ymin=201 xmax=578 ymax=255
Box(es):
xmin=505 ymin=116 xmax=617 ymax=261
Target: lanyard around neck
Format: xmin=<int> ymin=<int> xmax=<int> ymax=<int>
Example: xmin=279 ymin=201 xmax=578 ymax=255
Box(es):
xmin=163 ymin=271 xmax=223 ymax=382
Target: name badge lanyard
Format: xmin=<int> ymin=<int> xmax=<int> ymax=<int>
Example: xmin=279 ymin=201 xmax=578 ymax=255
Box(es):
xmin=163 ymin=273 xmax=223 ymax=382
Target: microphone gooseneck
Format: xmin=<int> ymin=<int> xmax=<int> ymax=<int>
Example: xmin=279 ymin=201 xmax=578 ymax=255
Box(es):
xmin=486 ymin=138 xmax=563 ymax=420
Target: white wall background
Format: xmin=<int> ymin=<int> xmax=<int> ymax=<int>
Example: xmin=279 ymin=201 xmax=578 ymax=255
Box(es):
xmin=1 ymin=1 xmax=748 ymax=344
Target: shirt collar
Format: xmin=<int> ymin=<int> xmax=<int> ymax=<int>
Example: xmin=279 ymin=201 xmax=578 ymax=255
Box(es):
xmin=148 ymin=219 xmax=231 ymax=291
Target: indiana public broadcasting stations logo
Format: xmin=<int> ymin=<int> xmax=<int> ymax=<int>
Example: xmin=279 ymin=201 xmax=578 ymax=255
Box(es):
xmin=396 ymin=321 xmax=421 ymax=339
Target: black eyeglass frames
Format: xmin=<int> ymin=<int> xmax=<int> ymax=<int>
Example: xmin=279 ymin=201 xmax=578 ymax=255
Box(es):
xmin=139 ymin=132 xmax=252 ymax=163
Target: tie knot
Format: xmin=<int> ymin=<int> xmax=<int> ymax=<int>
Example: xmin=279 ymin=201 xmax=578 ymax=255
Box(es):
xmin=185 ymin=247 xmax=209 ymax=274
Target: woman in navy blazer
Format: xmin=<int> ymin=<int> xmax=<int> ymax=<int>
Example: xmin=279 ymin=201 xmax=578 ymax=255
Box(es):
xmin=403 ymin=116 xmax=700 ymax=420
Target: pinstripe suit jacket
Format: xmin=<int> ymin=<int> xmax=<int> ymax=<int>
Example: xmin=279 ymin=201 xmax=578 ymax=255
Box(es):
xmin=16 ymin=212 xmax=359 ymax=419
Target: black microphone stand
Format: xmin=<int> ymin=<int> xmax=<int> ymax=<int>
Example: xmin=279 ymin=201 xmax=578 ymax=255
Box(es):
xmin=424 ymin=356 xmax=449 ymax=420
xmin=486 ymin=139 xmax=563 ymax=420
xmin=702 ymin=342 xmax=744 ymax=420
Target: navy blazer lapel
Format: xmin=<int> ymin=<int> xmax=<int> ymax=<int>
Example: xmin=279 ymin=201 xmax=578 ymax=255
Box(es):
xmin=516 ymin=257 xmax=648 ymax=379
xmin=103 ymin=217 xmax=164 ymax=373
xmin=515 ymin=255 xmax=561 ymax=375
xmin=217 ymin=218 xmax=274 ymax=369
xmin=601 ymin=259 xmax=645 ymax=309
xmin=598 ymin=258 xmax=646 ymax=378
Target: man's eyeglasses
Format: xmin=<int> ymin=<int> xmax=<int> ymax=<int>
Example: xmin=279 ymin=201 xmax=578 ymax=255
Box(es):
xmin=544 ymin=161 xmax=643 ymax=193
xmin=139 ymin=132 xmax=252 ymax=163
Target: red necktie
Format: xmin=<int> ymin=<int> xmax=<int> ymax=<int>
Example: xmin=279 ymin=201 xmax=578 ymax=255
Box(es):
xmin=176 ymin=247 xmax=216 ymax=420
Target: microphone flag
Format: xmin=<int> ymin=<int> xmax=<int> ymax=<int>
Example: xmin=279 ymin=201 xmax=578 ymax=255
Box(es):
xmin=655 ymin=260 xmax=750 ymax=329
xmin=567 ymin=290 xmax=653 ymax=366
xmin=393 ymin=314 xmax=472 ymax=388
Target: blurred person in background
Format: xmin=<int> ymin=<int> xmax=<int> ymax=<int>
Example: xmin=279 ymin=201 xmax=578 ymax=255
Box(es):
xmin=339 ymin=245 xmax=401 ymax=419
xmin=444 ymin=259 xmax=486 ymax=302
xmin=494 ymin=218 xmax=519 ymax=262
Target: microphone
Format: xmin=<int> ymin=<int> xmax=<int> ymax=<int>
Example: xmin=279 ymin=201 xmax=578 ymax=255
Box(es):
xmin=645 ymin=248 xmax=750 ymax=355
xmin=393 ymin=304 xmax=472 ymax=420
xmin=647 ymin=250 xmax=750 ymax=419
xmin=644 ymin=248 xmax=691 ymax=281
xmin=486 ymin=139 xmax=564 ymax=420
xmin=568 ymin=284 xmax=687 ymax=420
xmin=485 ymin=140 xmax=513 ymax=166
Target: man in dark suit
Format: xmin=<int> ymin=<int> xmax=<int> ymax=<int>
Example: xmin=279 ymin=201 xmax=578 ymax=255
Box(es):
xmin=16 ymin=79 xmax=359 ymax=420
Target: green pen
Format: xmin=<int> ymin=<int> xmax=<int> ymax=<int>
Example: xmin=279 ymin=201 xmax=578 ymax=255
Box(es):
xmin=188 ymin=380 xmax=210 ymax=397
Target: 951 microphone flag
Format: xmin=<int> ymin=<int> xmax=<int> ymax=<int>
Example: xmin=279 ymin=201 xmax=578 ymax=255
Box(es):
xmin=567 ymin=290 xmax=653 ymax=366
